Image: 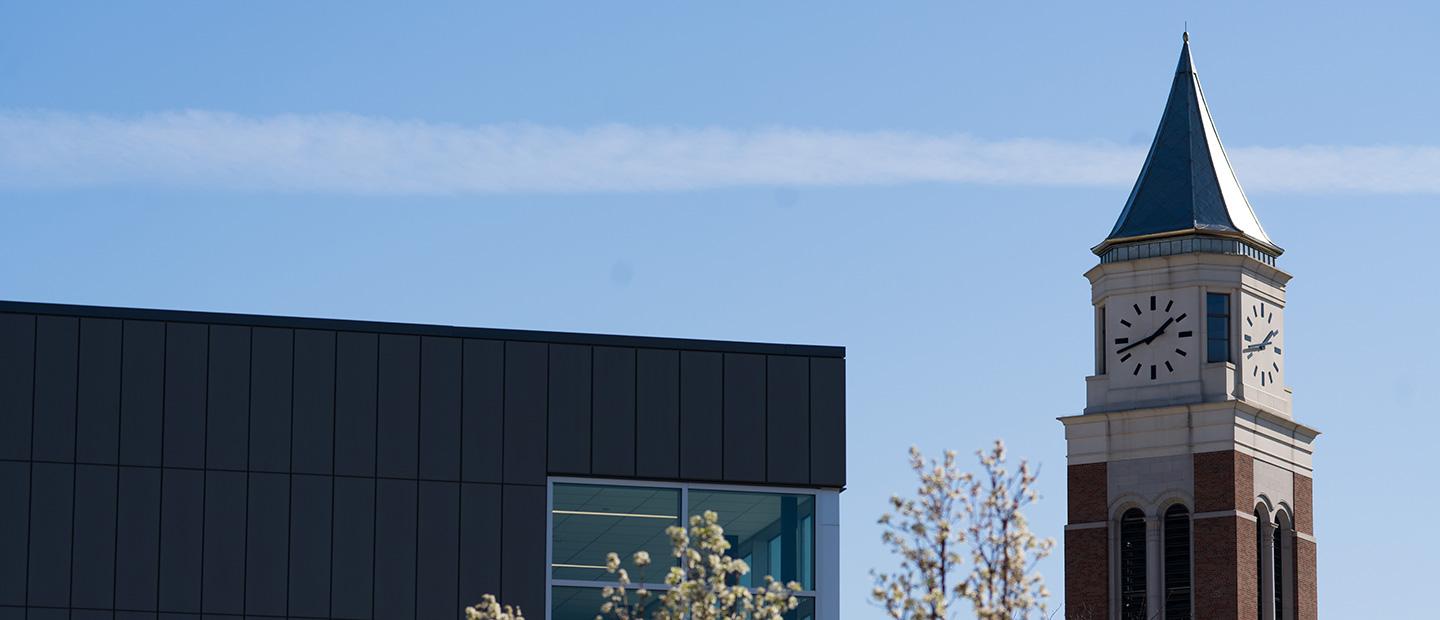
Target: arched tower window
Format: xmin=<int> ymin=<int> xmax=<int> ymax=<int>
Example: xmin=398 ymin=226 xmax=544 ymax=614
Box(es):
xmin=1163 ymin=504 xmax=1192 ymax=619
xmin=1273 ymin=510 xmax=1294 ymax=620
xmin=1119 ymin=508 xmax=1147 ymax=620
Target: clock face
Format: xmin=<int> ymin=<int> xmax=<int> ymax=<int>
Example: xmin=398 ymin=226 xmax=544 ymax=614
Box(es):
xmin=1113 ymin=294 xmax=1195 ymax=381
xmin=1244 ymin=301 xmax=1282 ymax=386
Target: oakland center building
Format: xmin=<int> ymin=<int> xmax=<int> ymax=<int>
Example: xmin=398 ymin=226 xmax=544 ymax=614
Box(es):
xmin=0 ymin=301 xmax=845 ymax=620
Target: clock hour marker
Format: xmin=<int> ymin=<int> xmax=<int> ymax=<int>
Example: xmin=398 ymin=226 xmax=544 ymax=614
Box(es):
xmin=1175 ymin=348 xmax=1187 ymax=356
xmin=1261 ymin=303 xmax=1266 ymax=316
xmin=1133 ymin=304 xmax=1143 ymax=315
xmin=1273 ymin=362 xmax=1280 ymax=372
xmin=1120 ymin=353 xmax=1132 ymax=362
xmin=1261 ymin=372 xmax=1266 ymax=386
xmin=1176 ymin=313 xmax=1187 ymax=322
xmin=1254 ymin=305 xmax=1260 ymax=317
xmin=1253 ymin=366 xmax=1258 ymax=376
xmin=1268 ymin=313 xmax=1274 ymax=324
xmin=1115 ymin=337 xmax=1130 ymax=344
xmin=1247 ymin=316 xmax=1254 ymax=327
xmin=1150 ymin=296 xmax=1156 ymax=311
xmin=1133 ymin=363 xmax=1142 ymax=376
xmin=1120 ymin=319 xmax=1132 ymax=327
xmin=1165 ymin=361 xmax=1173 ymax=372
xmin=1274 ymin=347 xmax=1282 ymax=355
xmin=1150 ymin=365 xmax=1156 ymax=380
xmin=1244 ymin=335 xmax=1252 ymax=342
xmin=1247 ymin=352 xmax=1254 ymax=359
xmin=1164 ymin=300 xmax=1174 ymax=312
xmin=1178 ymin=331 xmax=1192 ymax=338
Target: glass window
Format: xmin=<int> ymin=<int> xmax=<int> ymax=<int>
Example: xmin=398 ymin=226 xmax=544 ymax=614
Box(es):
xmin=1097 ymin=306 xmax=1107 ymax=375
xmin=689 ymin=489 xmax=817 ymax=590
xmin=1206 ymin=293 xmax=1231 ymax=363
xmin=552 ymin=482 xmax=822 ymax=619
xmin=1273 ymin=515 xmax=1284 ymax=620
xmin=1119 ymin=509 xmax=1147 ymax=620
xmin=1163 ymin=505 xmax=1192 ymax=620
xmin=551 ymin=585 xmax=663 ymax=620
xmin=551 ymin=484 xmax=679 ymax=583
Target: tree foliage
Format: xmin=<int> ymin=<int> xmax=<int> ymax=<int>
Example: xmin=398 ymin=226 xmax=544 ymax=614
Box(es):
xmin=871 ymin=441 xmax=1054 ymax=620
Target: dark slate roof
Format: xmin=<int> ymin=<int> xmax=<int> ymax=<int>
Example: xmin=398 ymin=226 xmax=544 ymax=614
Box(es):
xmin=1099 ymin=34 xmax=1277 ymax=254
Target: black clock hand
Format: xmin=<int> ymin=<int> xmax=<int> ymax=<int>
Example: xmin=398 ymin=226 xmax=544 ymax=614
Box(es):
xmin=1245 ymin=330 xmax=1278 ymax=352
xmin=1115 ymin=317 xmax=1176 ymax=354
xmin=1115 ymin=338 xmax=1146 ymax=354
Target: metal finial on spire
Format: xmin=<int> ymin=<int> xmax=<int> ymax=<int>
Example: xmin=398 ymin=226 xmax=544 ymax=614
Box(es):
xmin=1183 ymin=30 xmax=1189 ymax=43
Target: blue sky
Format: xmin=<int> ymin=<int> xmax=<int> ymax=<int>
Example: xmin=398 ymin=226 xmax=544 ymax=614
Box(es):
xmin=3 ymin=1 xmax=1437 ymax=617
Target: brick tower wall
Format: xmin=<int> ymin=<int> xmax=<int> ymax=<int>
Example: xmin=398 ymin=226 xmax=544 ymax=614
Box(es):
xmin=1293 ymin=473 xmax=1317 ymax=620
xmin=1065 ymin=462 xmax=1108 ymax=619
xmin=1192 ymin=450 xmax=1258 ymax=620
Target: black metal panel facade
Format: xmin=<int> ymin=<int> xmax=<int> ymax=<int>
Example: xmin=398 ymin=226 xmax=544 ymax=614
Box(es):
xmin=546 ymin=344 xmax=591 ymax=475
xmin=591 ymin=347 xmax=637 ymax=477
xmin=679 ymin=350 xmax=723 ymax=481
xmin=0 ymin=301 xmax=845 ymax=619
xmin=766 ymin=355 xmax=810 ymax=485
xmin=635 ymin=349 xmax=679 ymax=479
xmin=76 ymin=319 xmax=122 ymax=465
xmin=722 ymin=353 xmax=766 ymax=483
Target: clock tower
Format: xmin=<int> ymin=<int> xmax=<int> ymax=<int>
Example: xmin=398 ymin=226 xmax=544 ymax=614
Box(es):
xmin=1059 ymin=35 xmax=1319 ymax=620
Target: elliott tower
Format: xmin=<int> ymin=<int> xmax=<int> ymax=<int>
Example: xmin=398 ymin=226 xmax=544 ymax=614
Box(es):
xmin=1059 ymin=34 xmax=1319 ymax=620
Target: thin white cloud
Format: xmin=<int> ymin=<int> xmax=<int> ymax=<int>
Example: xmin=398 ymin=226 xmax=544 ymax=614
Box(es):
xmin=1 ymin=110 xmax=1437 ymax=194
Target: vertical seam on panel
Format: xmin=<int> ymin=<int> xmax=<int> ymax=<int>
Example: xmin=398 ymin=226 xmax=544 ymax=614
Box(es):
xmin=414 ymin=340 xmax=424 ymax=620
xmin=372 ymin=336 xmax=380 ymax=620
xmin=328 ymin=332 xmax=338 ymax=618
xmin=455 ymin=340 xmax=466 ymax=613
xmin=762 ymin=355 xmax=769 ymax=483
xmin=499 ymin=343 xmax=506 ymax=486
xmin=717 ymin=354 xmax=724 ymax=481
xmin=245 ymin=327 xmax=253 ymax=471
xmin=23 ymin=316 xmax=35 ymax=606
xmin=588 ymin=347 xmax=595 ymax=475
xmin=543 ymin=344 xmax=550 ymax=484
xmin=154 ymin=322 xmax=167 ymax=613
xmin=199 ymin=325 xmax=211 ymax=615
xmin=541 ymin=345 xmax=547 ymax=486
xmin=243 ymin=326 xmax=254 ymax=617
xmin=458 ymin=340 xmax=466 ymax=483
xmin=806 ymin=358 xmax=813 ymax=486
xmin=630 ymin=349 xmax=638 ymax=478
xmin=286 ymin=333 xmax=297 ymax=619
xmin=627 ymin=349 xmax=639 ymax=474
xmin=68 ymin=320 xmax=81 ymax=608
xmin=672 ymin=352 xmax=680 ymax=479
xmin=112 ymin=322 xmax=126 ymax=611
xmin=498 ymin=343 xmax=506 ymax=608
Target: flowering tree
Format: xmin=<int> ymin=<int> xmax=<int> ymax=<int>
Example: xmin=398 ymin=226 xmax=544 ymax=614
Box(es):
xmin=466 ymin=510 xmax=799 ymax=620
xmin=871 ymin=441 xmax=1054 ymax=620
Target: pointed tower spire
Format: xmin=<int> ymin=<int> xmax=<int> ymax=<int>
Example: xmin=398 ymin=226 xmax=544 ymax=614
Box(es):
xmin=1096 ymin=34 xmax=1280 ymax=261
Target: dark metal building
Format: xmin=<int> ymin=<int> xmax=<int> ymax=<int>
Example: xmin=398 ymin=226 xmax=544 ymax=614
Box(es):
xmin=0 ymin=300 xmax=845 ymax=620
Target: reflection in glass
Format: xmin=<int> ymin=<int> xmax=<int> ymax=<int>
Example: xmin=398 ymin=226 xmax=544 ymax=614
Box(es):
xmin=552 ymin=585 xmax=663 ymax=620
xmin=785 ymin=596 xmax=816 ymax=620
xmin=551 ymin=484 xmax=679 ymax=583
xmin=688 ymin=490 xmax=816 ymax=590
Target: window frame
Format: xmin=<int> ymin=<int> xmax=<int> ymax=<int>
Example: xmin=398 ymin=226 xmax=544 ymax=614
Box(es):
xmin=546 ymin=476 xmax=837 ymax=620
xmin=1206 ymin=292 xmax=1232 ymax=363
